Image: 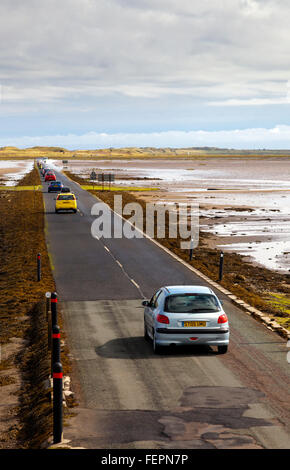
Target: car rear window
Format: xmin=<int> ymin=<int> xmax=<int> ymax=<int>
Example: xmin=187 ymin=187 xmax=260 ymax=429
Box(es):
xmin=164 ymin=294 xmax=220 ymax=313
xmin=58 ymin=195 xmax=75 ymax=200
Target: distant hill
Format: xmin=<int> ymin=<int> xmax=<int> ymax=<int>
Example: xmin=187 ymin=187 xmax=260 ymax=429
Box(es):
xmin=0 ymin=146 xmax=19 ymax=151
xmin=0 ymin=145 xmax=290 ymax=159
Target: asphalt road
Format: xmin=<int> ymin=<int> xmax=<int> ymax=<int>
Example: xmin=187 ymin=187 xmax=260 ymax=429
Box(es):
xmin=42 ymin=169 xmax=290 ymax=449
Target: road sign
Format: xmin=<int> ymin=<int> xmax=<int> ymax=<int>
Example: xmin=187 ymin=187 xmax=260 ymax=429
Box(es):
xmin=97 ymin=173 xmax=115 ymax=189
xmin=103 ymin=173 xmax=115 ymax=182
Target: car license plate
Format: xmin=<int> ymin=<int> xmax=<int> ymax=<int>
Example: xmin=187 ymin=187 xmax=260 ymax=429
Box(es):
xmin=183 ymin=321 xmax=206 ymax=327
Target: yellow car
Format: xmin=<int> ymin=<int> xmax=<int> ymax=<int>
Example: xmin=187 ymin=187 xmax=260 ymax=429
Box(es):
xmin=55 ymin=193 xmax=78 ymax=213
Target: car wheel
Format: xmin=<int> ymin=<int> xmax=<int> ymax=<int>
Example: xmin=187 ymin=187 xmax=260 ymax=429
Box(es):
xmin=217 ymin=345 xmax=228 ymax=354
xmin=153 ymin=331 xmax=161 ymax=354
xmin=73 ymin=209 xmax=77 ymax=213
xmin=55 ymin=209 xmax=58 ymax=213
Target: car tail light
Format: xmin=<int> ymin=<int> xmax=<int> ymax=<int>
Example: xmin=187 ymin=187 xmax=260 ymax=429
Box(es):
xmin=218 ymin=314 xmax=228 ymax=324
xmin=156 ymin=314 xmax=170 ymax=324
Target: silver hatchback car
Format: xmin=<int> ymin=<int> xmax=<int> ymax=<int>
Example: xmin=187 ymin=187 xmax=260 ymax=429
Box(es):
xmin=143 ymin=285 xmax=229 ymax=354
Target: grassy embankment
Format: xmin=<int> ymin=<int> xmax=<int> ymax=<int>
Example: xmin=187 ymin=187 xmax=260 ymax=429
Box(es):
xmin=65 ymin=170 xmax=290 ymax=332
xmin=0 ymin=167 xmax=72 ymax=448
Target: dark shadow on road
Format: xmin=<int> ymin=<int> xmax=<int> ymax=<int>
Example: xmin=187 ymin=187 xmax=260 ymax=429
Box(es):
xmin=45 ymin=211 xmax=76 ymax=215
xmin=95 ymin=336 xmax=216 ymax=359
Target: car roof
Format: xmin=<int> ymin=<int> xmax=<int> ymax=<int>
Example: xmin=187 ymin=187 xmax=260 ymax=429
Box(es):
xmin=162 ymin=285 xmax=214 ymax=295
xmin=58 ymin=192 xmax=75 ymax=196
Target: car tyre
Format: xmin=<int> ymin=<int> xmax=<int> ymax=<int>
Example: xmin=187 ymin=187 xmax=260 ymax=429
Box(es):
xmin=144 ymin=321 xmax=150 ymax=341
xmin=55 ymin=209 xmax=58 ymax=214
xmin=153 ymin=331 xmax=161 ymax=354
xmin=217 ymin=345 xmax=228 ymax=354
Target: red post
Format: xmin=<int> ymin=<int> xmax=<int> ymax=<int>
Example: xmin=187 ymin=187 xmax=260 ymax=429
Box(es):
xmin=53 ymin=362 xmax=63 ymax=444
xmin=51 ymin=292 xmax=58 ymax=328
xmin=52 ymin=324 xmax=61 ymax=367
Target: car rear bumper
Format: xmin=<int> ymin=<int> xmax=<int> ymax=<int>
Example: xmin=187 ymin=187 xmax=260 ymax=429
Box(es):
xmin=55 ymin=206 xmax=77 ymax=211
xmin=155 ymin=327 xmax=229 ymax=346
xmin=157 ymin=328 xmax=229 ymax=334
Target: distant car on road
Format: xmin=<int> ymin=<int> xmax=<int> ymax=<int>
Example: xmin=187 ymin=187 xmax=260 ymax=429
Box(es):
xmin=45 ymin=172 xmax=56 ymax=182
xmin=143 ymin=285 xmax=229 ymax=354
xmin=55 ymin=193 xmax=77 ymax=213
xmin=48 ymin=181 xmax=63 ymax=192
xmin=60 ymin=186 xmax=71 ymax=193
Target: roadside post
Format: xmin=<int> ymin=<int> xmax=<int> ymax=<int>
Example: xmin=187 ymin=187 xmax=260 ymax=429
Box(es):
xmin=109 ymin=173 xmax=115 ymax=190
xmin=98 ymin=173 xmax=104 ymax=191
xmin=103 ymin=173 xmax=109 ymax=190
xmin=46 ymin=292 xmax=52 ymax=350
xmin=189 ymin=238 xmax=194 ymax=261
xmin=37 ymin=253 xmax=41 ymax=281
xmin=52 ymin=324 xmax=61 ymax=368
xmin=51 ymin=292 xmax=58 ymax=328
xmin=90 ymin=170 xmax=96 ymax=191
xmin=103 ymin=173 xmax=115 ymax=191
xmin=219 ymin=251 xmax=224 ymax=281
xmin=53 ymin=361 xmax=63 ymax=444
xmin=45 ymin=292 xmax=51 ymax=322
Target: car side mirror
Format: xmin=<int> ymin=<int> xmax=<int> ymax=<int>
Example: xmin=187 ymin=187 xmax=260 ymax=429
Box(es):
xmin=219 ymin=299 xmax=224 ymax=305
xmin=142 ymin=300 xmax=149 ymax=307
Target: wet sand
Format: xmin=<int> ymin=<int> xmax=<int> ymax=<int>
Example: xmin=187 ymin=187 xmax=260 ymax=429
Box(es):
xmin=0 ymin=161 xmax=34 ymax=185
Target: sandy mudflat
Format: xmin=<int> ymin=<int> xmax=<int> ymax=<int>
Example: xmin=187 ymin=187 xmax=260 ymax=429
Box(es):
xmin=0 ymin=160 xmax=34 ymax=185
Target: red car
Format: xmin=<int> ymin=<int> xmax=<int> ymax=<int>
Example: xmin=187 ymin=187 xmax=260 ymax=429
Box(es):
xmin=45 ymin=172 xmax=56 ymax=182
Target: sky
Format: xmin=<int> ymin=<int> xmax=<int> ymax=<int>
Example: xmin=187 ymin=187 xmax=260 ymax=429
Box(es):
xmin=1 ymin=0 xmax=290 ymax=149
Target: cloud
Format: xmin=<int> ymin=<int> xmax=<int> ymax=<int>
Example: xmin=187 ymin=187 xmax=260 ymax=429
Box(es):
xmin=1 ymin=1 xmax=290 ymax=143
xmin=1 ymin=0 xmax=290 ymax=105
xmin=2 ymin=125 xmax=290 ymax=150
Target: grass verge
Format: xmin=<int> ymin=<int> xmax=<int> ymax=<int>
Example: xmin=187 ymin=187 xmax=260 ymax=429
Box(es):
xmin=0 ymin=167 xmax=73 ymax=448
